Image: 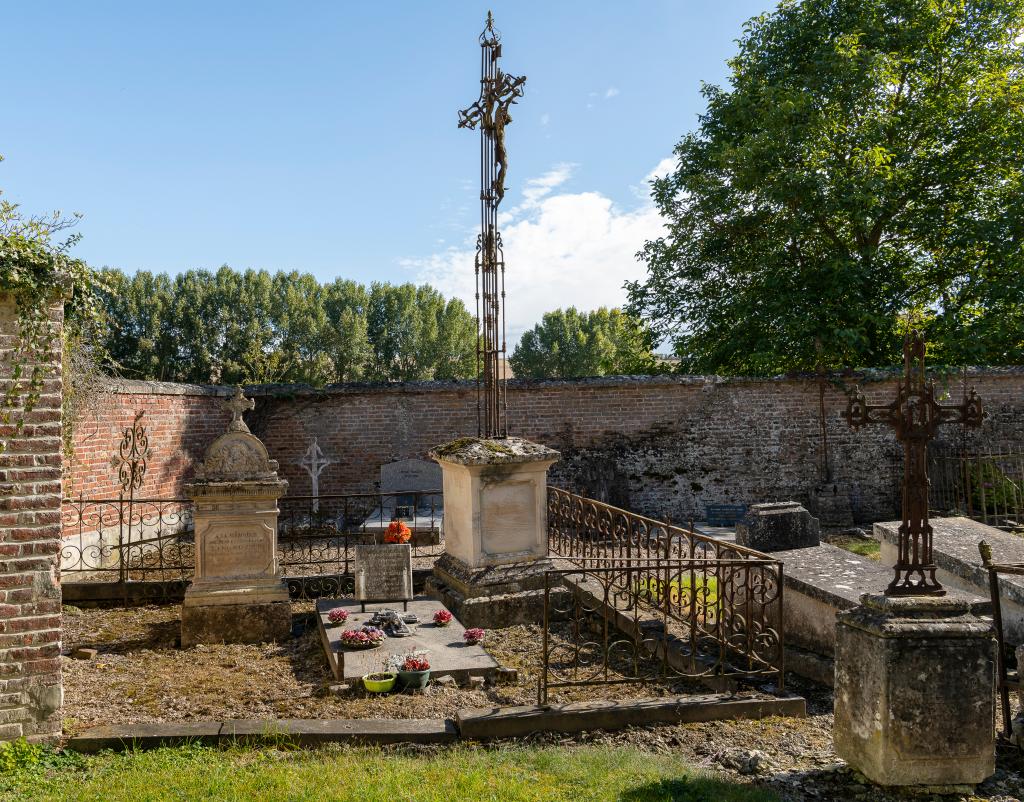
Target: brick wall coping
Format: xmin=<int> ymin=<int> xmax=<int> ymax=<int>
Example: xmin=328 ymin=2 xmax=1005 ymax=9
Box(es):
xmin=99 ymin=366 xmax=1024 ymax=398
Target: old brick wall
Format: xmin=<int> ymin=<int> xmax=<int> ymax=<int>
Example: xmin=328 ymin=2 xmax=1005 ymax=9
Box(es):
xmin=0 ymin=295 xmax=64 ymax=743
xmin=66 ymin=382 xmax=230 ymax=499
xmin=67 ymin=370 xmax=1024 ymax=525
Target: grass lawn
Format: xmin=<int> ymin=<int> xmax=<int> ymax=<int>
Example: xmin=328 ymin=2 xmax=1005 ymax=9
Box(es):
xmin=828 ymin=535 xmax=880 ymax=560
xmin=0 ymin=741 xmax=781 ymax=802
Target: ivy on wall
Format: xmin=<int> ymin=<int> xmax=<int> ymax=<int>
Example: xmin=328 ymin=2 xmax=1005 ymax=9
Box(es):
xmin=0 ymin=161 xmax=106 ymax=456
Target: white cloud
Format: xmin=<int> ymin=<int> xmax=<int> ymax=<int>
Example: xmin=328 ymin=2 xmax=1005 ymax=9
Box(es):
xmin=539 ymin=113 xmax=550 ymax=127
xmin=605 ymin=86 xmax=620 ymax=99
xmin=404 ymin=159 xmax=671 ymax=342
xmin=644 ymin=156 xmax=676 ymax=183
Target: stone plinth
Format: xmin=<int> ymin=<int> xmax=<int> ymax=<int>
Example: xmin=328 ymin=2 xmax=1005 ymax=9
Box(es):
xmin=426 ymin=437 xmax=560 ymax=627
xmin=834 ymin=593 xmax=995 ymax=787
xmin=736 ymin=502 xmax=820 ymax=552
xmin=181 ymin=389 xmax=291 ymax=647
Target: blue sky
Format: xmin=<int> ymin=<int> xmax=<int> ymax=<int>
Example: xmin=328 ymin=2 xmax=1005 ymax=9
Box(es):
xmin=2 ymin=1 xmax=774 ymax=336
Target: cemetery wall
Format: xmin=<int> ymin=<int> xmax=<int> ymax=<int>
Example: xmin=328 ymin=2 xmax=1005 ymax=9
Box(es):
xmin=67 ymin=369 xmax=1024 ymax=524
xmin=0 ymin=294 xmax=64 ymax=742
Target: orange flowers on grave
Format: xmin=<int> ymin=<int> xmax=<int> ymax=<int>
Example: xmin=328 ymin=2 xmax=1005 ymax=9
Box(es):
xmin=384 ymin=519 xmax=412 ymax=544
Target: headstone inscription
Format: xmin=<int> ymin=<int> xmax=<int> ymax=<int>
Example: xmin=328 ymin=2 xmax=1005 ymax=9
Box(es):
xmin=354 ymin=544 xmax=413 ymax=610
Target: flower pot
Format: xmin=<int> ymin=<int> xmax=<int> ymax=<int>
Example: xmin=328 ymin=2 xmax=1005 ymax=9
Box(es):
xmin=397 ymin=669 xmax=431 ymax=690
xmin=362 ymin=672 xmax=397 ymax=693
xmin=434 ymin=621 xmax=450 ymax=628
xmin=465 ymin=639 xmax=483 ymax=646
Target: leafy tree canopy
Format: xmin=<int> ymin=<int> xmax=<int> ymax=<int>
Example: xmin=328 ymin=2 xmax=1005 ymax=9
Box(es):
xmin=510 ymin=307 xmax=660 ymax=379
xmin=99 ymin=266 xmax=476 ymax=385
xmin=627 ymin=0 xmax=1024 ymax=374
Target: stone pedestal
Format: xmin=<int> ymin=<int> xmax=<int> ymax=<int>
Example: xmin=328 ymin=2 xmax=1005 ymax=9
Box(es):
xmin=736 ymin=501 xmax=820 ymax=552
xmin=181 ymin=389 xmax=291 ymax=647
xmin=425 ymin=437 xmax=560 ymax=627
xmin=834 ymin=593 xmax=995 ymax=787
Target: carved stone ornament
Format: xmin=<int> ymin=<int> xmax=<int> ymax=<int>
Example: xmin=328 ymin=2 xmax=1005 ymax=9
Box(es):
xmin=193 ymin=389 xmax=280 ymax=482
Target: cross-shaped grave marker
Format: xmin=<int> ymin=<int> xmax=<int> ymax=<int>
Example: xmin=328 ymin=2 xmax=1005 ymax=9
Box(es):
xmin=297 ymin=437 xmax=333 ymax=513
xmin=843 ymin=330 xmax=984 ymax=595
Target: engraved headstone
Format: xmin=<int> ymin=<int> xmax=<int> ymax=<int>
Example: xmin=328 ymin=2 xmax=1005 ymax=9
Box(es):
xmin=379 ymin=459 xmax=442 ymax=493
xmin=354 ymin=544 xmax=413 ymax=603
xmin=181 ymin=387 xmax=291 ymax=647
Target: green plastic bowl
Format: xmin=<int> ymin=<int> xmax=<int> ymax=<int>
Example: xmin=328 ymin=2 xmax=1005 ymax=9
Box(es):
xmin=362 ymin=672 xmax=397 ymax=693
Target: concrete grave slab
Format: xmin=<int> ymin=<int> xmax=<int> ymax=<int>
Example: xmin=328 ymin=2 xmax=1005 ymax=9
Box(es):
xmin=770 ymin=542 xmax=988 ymax=685
xmin=317 ymin=598 xmax=498 ymax=682
xmin=875 ymin=516 xmax=1024 ymax=642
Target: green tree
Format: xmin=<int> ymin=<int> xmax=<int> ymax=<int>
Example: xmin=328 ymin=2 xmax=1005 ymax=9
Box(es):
xmin=627 ymin=0 xmax=1024 ymax=374
xmin=95 ymin=267 xmax=477 ymax=385
xmin=510 ymin=307 xmax=658 ymax=379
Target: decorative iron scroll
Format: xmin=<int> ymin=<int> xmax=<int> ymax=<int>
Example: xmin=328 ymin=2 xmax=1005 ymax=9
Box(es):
xmin=111 ymin=411 xmax=150 ymax=494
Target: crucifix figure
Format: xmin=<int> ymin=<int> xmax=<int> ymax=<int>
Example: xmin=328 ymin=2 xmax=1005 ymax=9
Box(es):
xmin=297 ymin=438 xmax=333 ymax=513
xmin=458 ymin=11 xmax=526 ymax=439
xmin=225 ymin=386 xmax=255 ymax=433
xmin=843 ymin=331 xmax=984 ymax=595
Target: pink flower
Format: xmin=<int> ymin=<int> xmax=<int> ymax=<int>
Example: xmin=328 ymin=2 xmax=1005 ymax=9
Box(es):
xmin=464 ymin=627 xmax=485 ymax=643
xmin=327 ymin=608 xmax=349 ymax=624
xmin=433 ymin=609 xmax=453 ymax=626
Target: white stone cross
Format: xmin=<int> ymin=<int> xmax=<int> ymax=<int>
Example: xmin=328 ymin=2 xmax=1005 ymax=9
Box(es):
xmin=297 ymin=438 xmax=333 ymax=512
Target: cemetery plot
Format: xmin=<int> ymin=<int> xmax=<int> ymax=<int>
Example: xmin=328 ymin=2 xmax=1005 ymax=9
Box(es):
xmin=317 ymin=598 xmax=498 ymax=683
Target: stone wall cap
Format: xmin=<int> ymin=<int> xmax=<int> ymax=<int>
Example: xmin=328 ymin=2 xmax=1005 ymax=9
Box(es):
xmin=859 ymin=592 xmax=972 ymax=615
xmin=429 ymin=436 xmax=560 ymax=466
xmin=748 ymin=501 xmax=806 ymax=514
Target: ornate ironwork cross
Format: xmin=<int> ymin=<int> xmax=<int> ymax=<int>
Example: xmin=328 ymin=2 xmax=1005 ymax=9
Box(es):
xmin=843 ymin=331 xmax=984 ymax=595
xmin=458 ymin=11 xmax=526 ymax=438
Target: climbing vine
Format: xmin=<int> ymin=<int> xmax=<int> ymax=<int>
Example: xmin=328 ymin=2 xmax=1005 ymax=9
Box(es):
xmin=0 ymin=168 xmax=106 ymax=455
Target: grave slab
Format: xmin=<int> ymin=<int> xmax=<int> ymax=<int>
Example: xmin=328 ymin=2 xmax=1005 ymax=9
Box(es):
xmin=316 ymin=597 xmax=498 ymax=682
xmin=770 ymin=542 xmax=987 ymax=685
xmin=875 ymin=516 xmax=1024 ymax=642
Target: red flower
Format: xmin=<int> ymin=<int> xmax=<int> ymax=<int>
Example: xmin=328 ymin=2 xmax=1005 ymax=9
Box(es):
xmin=384 ymin=520 xmax=412 ymax=544
xmin=402 ymin=656 xmax=430 ymax=672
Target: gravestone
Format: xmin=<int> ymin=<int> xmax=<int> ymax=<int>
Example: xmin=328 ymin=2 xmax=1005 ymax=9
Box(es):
xmin=380 ymin=458 xmax=441 ymax=493
xmin=361 ymin=459 xmax=443 ymax=546
xmin=354 ymin=544 xmax=413 ymax=605
xmin=181 ymin=387 xmax=291 ymax=647
xmin=735 ymin=502 xmax=820 ymax=552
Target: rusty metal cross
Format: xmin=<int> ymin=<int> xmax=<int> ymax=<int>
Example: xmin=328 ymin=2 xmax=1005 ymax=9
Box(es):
xmin=458 ymin=11 xmax=526 ymax=439
xmin=843 ymin=331 xmax=984 ymax=595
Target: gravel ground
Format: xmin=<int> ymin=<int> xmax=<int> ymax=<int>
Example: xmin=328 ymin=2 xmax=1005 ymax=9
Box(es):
xmin=61 ymin=604 xmax=1024 ymax=802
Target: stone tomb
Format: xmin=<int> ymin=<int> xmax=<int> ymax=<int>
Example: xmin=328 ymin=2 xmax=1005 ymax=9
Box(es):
xmin=426 ymin=437 xmax=561 ymax=627
xmin=354 ymin=544 xmax=413 ymax=607
xmin=316 ymin=598 xmax=497 ymax=683
xmin=181 ymin=388 xmax=291 ymax=647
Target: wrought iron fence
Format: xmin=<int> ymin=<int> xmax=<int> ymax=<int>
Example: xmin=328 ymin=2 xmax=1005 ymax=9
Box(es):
xmin=60 ymin=490 xmax=443 ymax=600
xmin=547 ymin=486 xmax=769 ymax=564
xmin=929 ymin=444 xmax=1024 ymax=530
xmin=542 ymin=487 xmax=784 ymax=702
xmin=540 ymin=558 xmax=784 ymax=703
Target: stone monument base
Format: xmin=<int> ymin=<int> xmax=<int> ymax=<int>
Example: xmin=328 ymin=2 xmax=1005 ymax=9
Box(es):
xmin=426 ymin=553 xmax=567 ymax=628
xmin=834 ymin=593 xmax=995 ymax=787
xmin=181 ymin=580 xmax=291 ymax=648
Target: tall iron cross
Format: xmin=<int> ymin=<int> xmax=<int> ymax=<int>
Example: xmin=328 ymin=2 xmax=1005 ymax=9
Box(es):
xmin=458 ymin=11 xmax=525 ymax=439
xmin=843 ymin=331 xmax=984 ymax=595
